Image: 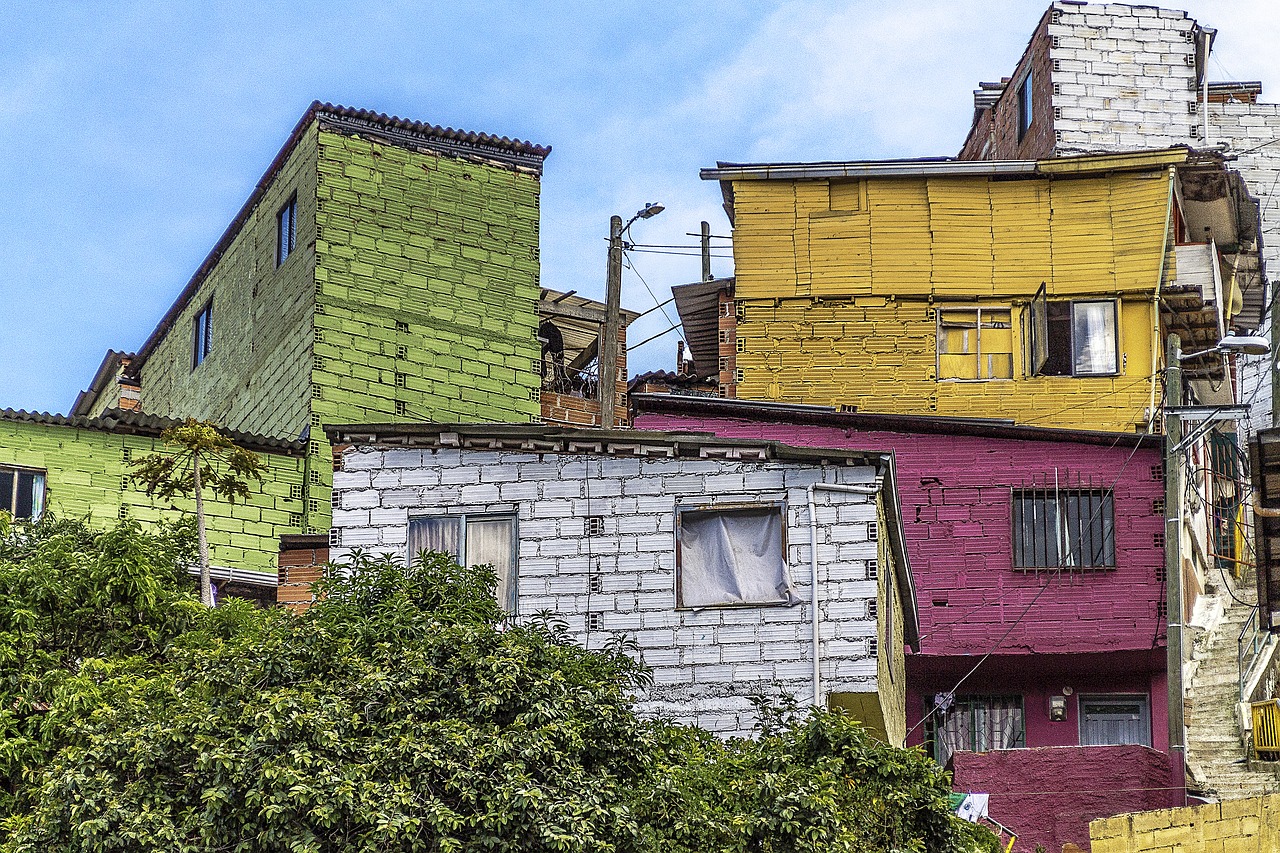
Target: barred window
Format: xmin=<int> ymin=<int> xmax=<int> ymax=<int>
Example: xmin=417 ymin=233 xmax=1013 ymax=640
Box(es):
xmin=1013 ymin=488 xmax=1115 ymax=569
xmin=927 ymin=694 xmax=1025 ymax=765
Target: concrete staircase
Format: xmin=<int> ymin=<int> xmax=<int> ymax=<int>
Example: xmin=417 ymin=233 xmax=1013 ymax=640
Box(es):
xmin=1184 ymin=579 xmax=1280 ymax=799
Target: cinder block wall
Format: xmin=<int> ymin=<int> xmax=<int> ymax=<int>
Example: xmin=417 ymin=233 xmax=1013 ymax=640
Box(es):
xmin=632 ymin=413 xmax=1166 ymax=658
xmin=1091 ymin=793 xmax=1280 ymax=852
xmin=140 ymin=125 xmax=319 ymax=442
xmin=329 ymin=445 xmax=890 ymax=737
xmin=1049 ymin=2 xmax=1198 ymax=153
xmin=0 ymin=418 xmax=305 ymax=575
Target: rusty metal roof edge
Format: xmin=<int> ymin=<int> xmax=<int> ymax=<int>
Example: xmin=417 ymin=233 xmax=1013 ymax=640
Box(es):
xmin=628 ymin=393 xmax=1161 ymax=448
xmin=324 ymin=421 xmax=887 ymax=466
xmin=0 ymin=407 xmax=305 ymax=456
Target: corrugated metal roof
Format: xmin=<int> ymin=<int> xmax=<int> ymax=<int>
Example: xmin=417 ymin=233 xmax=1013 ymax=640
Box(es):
xmin=0 ymin=408 xmax=305 ymax=456
xmin=671 ymin=277 xmax=731 ymax=377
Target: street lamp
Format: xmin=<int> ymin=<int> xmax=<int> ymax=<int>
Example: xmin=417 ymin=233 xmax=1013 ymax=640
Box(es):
xmin=1177 ymin=333 xmax=1272 ymax=360
xmin=600 ymin=202 xmax=664 ymax=428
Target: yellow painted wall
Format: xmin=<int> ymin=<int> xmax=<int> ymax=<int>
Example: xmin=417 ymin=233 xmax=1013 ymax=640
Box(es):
xmin=729 ymin=168 xmax=1173 ymax=432
xmin=1090 ymin=794 xmax=1280 ymax=852
xmin=735 ymin=297 xmax=1156 ymax=432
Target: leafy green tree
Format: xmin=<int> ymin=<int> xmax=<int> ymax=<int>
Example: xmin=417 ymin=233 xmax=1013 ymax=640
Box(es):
xmin=0 ymin=515 xmax=201 ymax=819
xmin=130 ymin=418 xmax=267 ymax=606
xmin=3 ymin=542 xmax=993 ymax=852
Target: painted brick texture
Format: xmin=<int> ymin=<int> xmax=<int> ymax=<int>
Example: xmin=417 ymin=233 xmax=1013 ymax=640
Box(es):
xmin=0 ymin=419 xmax=305 ymax=575
xmin=633 ymin=413 xmax=1166 ymax=658
xmin=329 ymin=445 xmax=903 ymax=739
xmin=1091 ymin=792 xmax=1280 ymax=853
xmin=953 ymin=745 xmax=1178 ymax=853
xmin=141 ymin=125 xmax=318 ymax=442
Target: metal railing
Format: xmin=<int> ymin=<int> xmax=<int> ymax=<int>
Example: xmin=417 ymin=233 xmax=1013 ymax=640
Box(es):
xmin=1239 ymin=605 xmax=1268 ymax=700
xmin=1251 ymin=699 xmax=1280 ymax=759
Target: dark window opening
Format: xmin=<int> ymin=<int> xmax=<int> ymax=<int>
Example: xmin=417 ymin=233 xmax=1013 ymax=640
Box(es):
xmin=191 ymin=300 xmax=213 ymax=369
xmin=1018 ymin=72 xmax=1033 ymax=141
xmin=1014 ymin=488 xmax=1116 ymax=569
xmin=1032 ymin=299 xmax=1118 ymax=377
xmin=277 ymin=195 xmax=297 ymax=267
xmin=0 ymin=467 xmax=45 ymax=519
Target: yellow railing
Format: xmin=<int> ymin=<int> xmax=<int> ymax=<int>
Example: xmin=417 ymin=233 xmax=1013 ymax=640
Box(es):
xmin=1251 ymin=699 xmax=1280 ymax=759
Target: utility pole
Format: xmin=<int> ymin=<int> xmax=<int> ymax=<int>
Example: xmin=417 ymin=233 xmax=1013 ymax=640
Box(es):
xmin=1164 ymin=332 xmax=1186 ymax=802
xmin=701 ymin=220 xmax=712 ymax=281
xmin=600 ymin=214 xmax=623 ymax=429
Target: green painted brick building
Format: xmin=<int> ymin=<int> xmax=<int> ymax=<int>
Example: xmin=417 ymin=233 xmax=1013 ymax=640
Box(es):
xmin=0 ymin=409 xmax=305 ymax=586
xmin=67 ymin=103 xmax=551 ymax=552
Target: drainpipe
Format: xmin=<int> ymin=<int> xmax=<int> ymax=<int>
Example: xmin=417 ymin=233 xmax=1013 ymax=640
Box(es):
xmin=807 ymin=480 xmax=882 ymax=708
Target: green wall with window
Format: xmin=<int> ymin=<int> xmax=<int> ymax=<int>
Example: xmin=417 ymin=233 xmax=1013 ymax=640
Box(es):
xmin=118 ymin=111 xmax=544 ymax=535
xmin=0 ymin=416 xmax=305 ymax=575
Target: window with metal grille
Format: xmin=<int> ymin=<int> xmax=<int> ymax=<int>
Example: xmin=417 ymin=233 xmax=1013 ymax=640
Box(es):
xmin=0 ymin=467 xmax=45 ymax=519
xmin=276 ymin=195 xmax=296 ymax=267
xmin=585 ymin=516 xmax=604 ymax=536
xmin=926 ymin=694 xmax=1025 ymax=765
xmin=1013 ymin=488 xmax=1115 ymax=569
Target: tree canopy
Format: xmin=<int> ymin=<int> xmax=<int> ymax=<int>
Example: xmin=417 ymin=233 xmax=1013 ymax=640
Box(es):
xmin=0 ymin=518 xmax=995 ymax=852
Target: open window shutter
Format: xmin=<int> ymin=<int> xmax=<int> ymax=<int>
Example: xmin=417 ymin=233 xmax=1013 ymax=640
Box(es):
xmin=1029 ymin=282 xmax=1049 ymax=375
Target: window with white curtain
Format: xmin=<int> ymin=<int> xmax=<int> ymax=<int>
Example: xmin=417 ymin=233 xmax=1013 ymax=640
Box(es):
xmin=0 ymin=466 xmax=45 ymax=520
xmin=408 ymin=514 xmax=516 ymax=611
xmin=1036 ymin=300 xmax=1118 ymax=377
xmin=675 ymin=503 xmax=797 ymax=608
xmin=927 ymin=694 xmax=1025 ymax=765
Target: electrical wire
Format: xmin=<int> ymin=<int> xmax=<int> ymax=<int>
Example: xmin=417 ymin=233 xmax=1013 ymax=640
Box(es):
xmin=625 ymin=247 xmax=735 ymax=259
xmin=622 ymin=249 xmax=684 ymax=342
xmin=627 ymin=322 xmax=683 ymax=352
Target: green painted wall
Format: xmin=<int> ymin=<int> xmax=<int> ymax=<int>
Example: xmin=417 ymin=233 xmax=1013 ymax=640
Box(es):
xmin=115 ymin=117 xmax=544 ymax=538
xmin=139 ymin=125 xmax=319 ymax=443
xmin=0 ymin=419 xmax=305 ymax=575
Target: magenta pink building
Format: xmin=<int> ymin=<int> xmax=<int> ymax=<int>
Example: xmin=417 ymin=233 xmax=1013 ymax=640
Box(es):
xmin=633 ymin=393 xmax=1178 ymax=853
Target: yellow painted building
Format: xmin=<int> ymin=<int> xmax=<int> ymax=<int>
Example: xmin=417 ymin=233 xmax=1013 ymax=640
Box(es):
xmin=697 ymin=149 xmax=1263 ymax=432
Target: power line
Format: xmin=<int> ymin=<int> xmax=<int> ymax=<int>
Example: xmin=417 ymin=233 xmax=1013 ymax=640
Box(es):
xmin=905 ymin=432 xmax=1151 ymax=744
xmin=623 ymin=249 xmax=684 ymax=344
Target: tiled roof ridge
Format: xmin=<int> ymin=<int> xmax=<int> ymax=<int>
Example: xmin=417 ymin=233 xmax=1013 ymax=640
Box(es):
xmin=314 ymin=102 xmax=551 ymax=159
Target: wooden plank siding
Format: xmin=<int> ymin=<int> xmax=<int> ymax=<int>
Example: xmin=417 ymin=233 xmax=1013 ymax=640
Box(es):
xmin=729 ymin=168 xmax=1173 ymax=432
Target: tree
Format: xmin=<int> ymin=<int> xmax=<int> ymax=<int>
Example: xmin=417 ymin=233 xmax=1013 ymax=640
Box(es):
xmin=130 ymin=418 xmax=267 ymax=606
xmin=3 ymin=547 xmax=994 ymax=852
xmin=0 ymin=516 xmax=201 ymax=820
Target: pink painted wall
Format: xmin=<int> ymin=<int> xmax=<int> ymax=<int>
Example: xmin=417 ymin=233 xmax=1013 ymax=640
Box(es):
xmin=634 ymin=413 xmax=1166 ymax=659
xmin=949 ymin=745 xmax=1180 ymax=853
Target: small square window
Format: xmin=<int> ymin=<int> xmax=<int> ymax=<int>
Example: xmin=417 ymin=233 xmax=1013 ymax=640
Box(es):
xmin=675 ymin=503 xmax=795 ymax=608
xmin=1 ymin=466 xmax=45 ymax=519
xmin=277 ymin=195 xmax=297 ymax=267
xmin=191 ymin=300 xmax=213 ymax=369
xmin=937 ymin=307 xmax=1013 ymax=380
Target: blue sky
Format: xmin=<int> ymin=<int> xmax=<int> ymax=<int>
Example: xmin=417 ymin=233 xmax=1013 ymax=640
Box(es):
xmin=0 ymin=1 xmax=1275 ymax=414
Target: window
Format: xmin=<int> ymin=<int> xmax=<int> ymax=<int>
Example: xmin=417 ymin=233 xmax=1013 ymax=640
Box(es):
xmin=191 ymin=300 xmax=213 ymax=369
xmin=937 ymin=308 xmax=1014 ymax=380
xmin=409 ymin=514 xmax=517 ymax=611
xmin=1013 ymin=488 xmax=1115 ymax=569
xmin=675 ymin=503 xmax=797 ymax=608
xmin=0 ymin=466 xmax=45 ymax=519
xmin=928 ymin=694 xmax=1025 ymax=765
xmin=276 ymin=195 xmax=296 ymax=267
xmin=1017 ymin=71 xmax=1033 ymax=141
xmin=1079 ymin=695 xmax=1151 ymax=747
xmin=1030 ymin=297 xmax=1119 ymax=377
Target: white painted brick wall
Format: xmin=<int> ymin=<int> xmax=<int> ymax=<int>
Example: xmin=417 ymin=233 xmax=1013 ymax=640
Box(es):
xmin=1050 ymin=2 xmax=1197 ymax=154
xmin=331 ymin=445 xmax=887 ymax=737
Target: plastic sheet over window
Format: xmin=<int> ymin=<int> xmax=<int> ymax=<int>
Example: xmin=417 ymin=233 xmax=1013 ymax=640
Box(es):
xmin=676 ymin=504 xmax=797 ymax=608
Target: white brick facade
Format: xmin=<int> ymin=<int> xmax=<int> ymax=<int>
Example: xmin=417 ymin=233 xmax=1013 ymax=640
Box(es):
xmin=328 ymin=434 xmax=912 ymax=739
xmin=1049 ymin=2 xmax=1199 ymax=154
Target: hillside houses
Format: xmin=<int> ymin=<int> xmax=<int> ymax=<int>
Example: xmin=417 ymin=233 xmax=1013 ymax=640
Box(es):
xmin=3 ymin=3 xmax=1280 ymax=852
